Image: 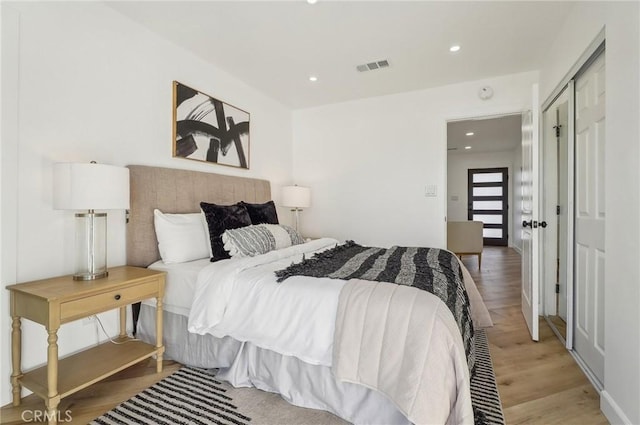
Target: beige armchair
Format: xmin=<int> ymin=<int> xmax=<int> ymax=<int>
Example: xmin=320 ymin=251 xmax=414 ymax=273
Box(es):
xmin=447 ymin=221 xmax=484 ymax=270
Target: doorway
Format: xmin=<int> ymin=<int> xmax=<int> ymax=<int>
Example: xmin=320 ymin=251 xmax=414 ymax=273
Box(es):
xmin=446 ymin=114 xmax=522 ymax=252
xmin=542 ymin=86 xmax=571 ymax=344
xmin=541 ymin=48 xmax=606 ymax=389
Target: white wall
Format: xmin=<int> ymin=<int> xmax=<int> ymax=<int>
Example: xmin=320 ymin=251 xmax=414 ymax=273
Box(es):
xmin=447 ymin=150 xmax=516 ymax=248
xmin=292 ymin=71 xmax=538 ymax=248
xmin=0 ymin=2 xmax=293 ymax=406
xmin=0 ymin=2 xmax=21 ymax=410
xmin=538 ymin=2 xmax=640 ymax=424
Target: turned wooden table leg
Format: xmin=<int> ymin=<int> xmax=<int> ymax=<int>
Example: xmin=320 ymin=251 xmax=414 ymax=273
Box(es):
xmin=11 ymin=314 xmax=22 ymax=406
xmin=46 ymin=327 xmax=60 ymax=425
xmin=119 ymin=306 xmax=127 ymax=338
xmin=155 ymin=296 xmax=164 ymax=373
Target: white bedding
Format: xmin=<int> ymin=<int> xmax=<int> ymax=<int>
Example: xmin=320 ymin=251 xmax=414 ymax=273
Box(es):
xmin=147 ymin=258 xmax=211 ymax=316
xmin=188 ymin=238 xmax=491 ymax=366
xmin=334 ymin=279 xmax=473 ymax=424
xmin=143 ymin=238 xmax=488 ymax=424
xmin=172 ymin=238 xmax=490 ymax=368
xmin=188 ymin=238 xmax=344 ymax=365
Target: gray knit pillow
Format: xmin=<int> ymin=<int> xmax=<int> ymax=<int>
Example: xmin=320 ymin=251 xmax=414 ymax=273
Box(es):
xmin=222 ymin=224 xmax=305 ymax=257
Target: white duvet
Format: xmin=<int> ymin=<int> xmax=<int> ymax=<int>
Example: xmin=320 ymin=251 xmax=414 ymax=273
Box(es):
xmin=187 ymin=237 xmax=489 ymax=369
xmin=188 ymin=238 xmax=345 ymax=366
xmin=334 ymin=279 xmax=473 ymax=425
xmin=187 ymin=238 xmax=479 ymax=424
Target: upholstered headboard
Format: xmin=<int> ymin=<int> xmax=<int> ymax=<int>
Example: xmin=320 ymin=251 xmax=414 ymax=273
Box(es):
xmin=126 ymin=165 xmax=271 ymax=267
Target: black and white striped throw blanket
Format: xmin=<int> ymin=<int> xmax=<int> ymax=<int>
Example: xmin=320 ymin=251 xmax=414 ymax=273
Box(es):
xmin=275 ymin=240 xmax=476 ymax=374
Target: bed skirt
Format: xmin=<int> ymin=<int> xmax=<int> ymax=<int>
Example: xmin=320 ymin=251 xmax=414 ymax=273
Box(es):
xmin=137 ymin=305 xmax=409 ymax=425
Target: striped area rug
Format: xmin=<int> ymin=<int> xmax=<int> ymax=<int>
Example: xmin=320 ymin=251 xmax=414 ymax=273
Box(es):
xmin=92 ymin=331 xmax=503 ymax=425
xmin=472 ymin=329 xmax=506 ymax=425
xmin=90 ymin=367 xmax=251 ymax=425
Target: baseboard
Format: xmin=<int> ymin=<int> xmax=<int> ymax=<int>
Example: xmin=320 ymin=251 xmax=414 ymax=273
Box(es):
xmin=601 ymin=390 xmax=633 ymax=425
xmin=511 ymin=245 xmax=522 ymax=255
xmin=567 ymin=352 xmax=630 ymax=424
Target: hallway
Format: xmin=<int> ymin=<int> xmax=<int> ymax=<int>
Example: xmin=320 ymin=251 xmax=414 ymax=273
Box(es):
xmin=461 ymin=247 xmax=608 ymax=424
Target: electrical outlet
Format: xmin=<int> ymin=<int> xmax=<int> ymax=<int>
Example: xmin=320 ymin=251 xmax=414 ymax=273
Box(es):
xmin=82 ymin=315 xmax=96 ymax=325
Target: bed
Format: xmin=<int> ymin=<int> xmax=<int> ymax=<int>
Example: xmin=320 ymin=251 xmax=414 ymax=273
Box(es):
xmin=126 ymin=165 xmax=492 ymax=425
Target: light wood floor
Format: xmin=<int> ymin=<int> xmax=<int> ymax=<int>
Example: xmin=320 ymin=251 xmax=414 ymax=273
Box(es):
xmin=2 ymin=246 xmax=608 ymax=424
xmin=460 ymin=247 xmax=608 ymax=425
xmin=547 ymin=314 xmax=568 ymax=340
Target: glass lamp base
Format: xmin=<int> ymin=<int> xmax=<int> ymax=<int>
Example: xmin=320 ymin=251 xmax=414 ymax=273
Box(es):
xmin=74 ymin=211 xmax=108 ymax=281
xmin=73 ymin=270 xmax=109 ymax=281
xmin=291 ymin=208 xmax=301 ymax=233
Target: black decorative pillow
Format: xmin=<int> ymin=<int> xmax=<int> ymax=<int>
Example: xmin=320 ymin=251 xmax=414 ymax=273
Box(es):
xmin=240 ymin=200 xmax=279 ymax=225
xmin=200 ymin=202 xmax=252 ymax=262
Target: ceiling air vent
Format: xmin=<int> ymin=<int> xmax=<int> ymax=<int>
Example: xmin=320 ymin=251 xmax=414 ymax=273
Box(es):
xmin=357 ymin=59 xmax=391 ymax=73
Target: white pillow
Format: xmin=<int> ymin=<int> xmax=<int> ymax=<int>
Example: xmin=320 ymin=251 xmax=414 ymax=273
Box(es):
xmin=200 ymin=209 xmax=213 ymax=258
xmin=154 ymin=209 xmax=210 ymax=264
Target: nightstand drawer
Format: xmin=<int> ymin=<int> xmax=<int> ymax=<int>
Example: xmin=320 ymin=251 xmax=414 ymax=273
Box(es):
xmin=60 ymin=280 xmax=159 ymax=322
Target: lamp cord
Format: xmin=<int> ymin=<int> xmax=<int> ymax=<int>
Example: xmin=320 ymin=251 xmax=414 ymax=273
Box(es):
xmin=94 ymin=314 xmax=140 ymax=345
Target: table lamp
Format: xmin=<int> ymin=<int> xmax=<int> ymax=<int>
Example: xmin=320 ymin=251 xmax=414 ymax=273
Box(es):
xmin=282 ymin=185 xmax=311 ymax=233
xmin=53 ymin=162 xmax=130 ymax=281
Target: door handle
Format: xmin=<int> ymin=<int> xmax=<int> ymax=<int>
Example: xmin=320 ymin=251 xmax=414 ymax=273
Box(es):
xmin=539 ymin=221 xmax=548 ymax=228
xmin=522 ymin=220 xmax=532 ymax=228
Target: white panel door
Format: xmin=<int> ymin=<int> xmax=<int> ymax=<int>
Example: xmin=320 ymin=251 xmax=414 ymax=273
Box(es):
xmin=521 ymin=95 xmax=540 ymax=341
xmin=573 ymin=53 xmax=605 ymax=385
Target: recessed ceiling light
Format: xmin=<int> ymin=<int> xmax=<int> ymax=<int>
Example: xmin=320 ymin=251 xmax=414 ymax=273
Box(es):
xmin=309 ymin=75 xmax=318 ymax=82
xmin=449 ymin=45 xmax=461 ymax=53
xmin=465 ymin=146 xmax=472 ymax=150
xmin=466 ymin=132 xmax=474 ymax=136
xmin=307 ymin=0 xmax=317 ymax=4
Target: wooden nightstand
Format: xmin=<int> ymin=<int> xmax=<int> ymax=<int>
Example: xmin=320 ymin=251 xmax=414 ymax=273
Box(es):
xmin=6 ymin=266 xmax=165 ymax=425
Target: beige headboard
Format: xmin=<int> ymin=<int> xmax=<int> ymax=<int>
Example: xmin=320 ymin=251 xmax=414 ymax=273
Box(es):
xmin=126 ymin=165 xmax=271 ymax=267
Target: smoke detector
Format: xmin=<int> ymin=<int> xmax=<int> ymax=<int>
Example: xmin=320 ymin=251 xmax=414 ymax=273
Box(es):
xmin=357 ymin=59 xmax=390 ymax=73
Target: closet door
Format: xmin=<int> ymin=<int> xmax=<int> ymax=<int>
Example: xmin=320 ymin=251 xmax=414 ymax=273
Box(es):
xmin=573 ymin=52 xmax=605 ymax=385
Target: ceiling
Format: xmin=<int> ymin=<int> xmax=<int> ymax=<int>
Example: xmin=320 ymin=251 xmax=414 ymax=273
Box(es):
xmin=108 ymin=1 xmax=574 ymax=109
xmin=447 ymin=114 xmax=522 ymax=153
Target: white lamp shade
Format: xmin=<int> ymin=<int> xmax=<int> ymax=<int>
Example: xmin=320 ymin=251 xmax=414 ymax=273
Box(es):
xmin=53 ymin=163 xmax=130 ymax=210
xmin=282 ymin=185 xmax=311 ymax=209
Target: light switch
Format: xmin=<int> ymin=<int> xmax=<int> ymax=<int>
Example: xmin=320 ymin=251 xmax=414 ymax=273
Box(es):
xmin=451 ymin=195 xmax=459 ymax=201
xmin=425 ymin=184 xmax=437 ymax=197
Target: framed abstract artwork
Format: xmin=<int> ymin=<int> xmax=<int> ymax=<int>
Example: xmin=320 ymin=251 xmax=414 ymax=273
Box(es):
xmin=172 ymin=81 xmax=250 ymax=169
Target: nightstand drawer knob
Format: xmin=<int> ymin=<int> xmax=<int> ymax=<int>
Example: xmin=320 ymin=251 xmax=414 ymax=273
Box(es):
xmin=114 ymin=294 xmax=121 ymax=301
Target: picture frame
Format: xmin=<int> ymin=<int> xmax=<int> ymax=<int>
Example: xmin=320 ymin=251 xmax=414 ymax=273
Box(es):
xmin=172 ymin=81 xmax=250 ymax=169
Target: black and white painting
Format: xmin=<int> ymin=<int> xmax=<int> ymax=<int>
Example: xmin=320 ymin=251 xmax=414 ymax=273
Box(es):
xmin=173 ymin=81 xmax=250 ymax=169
